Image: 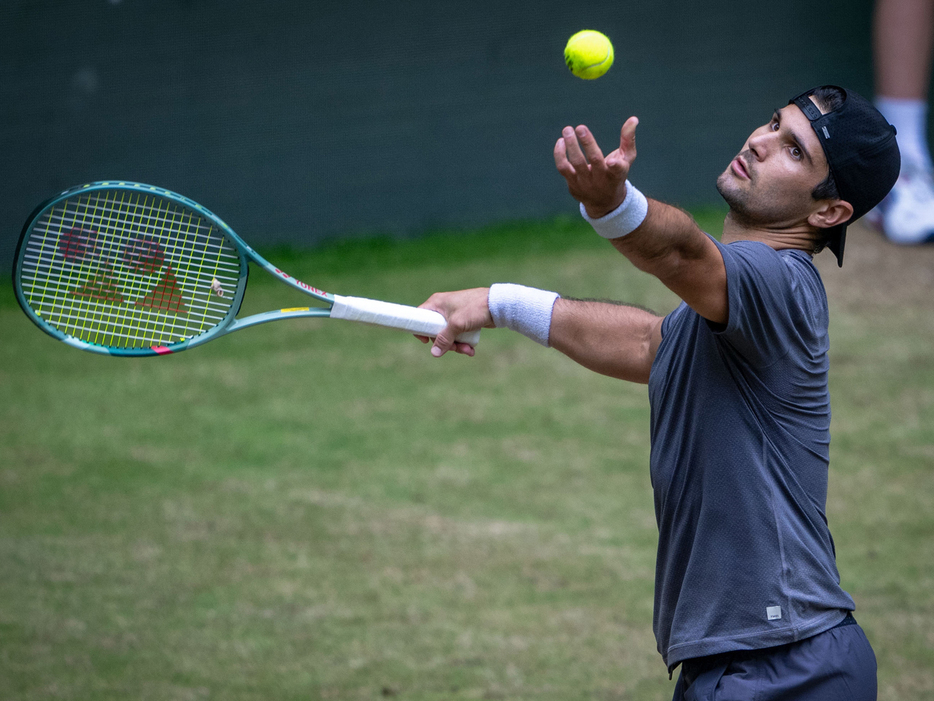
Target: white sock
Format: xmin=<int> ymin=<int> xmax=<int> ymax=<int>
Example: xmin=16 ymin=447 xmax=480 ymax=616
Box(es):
xmin=876 ymin=97 xmax=933 ymax=173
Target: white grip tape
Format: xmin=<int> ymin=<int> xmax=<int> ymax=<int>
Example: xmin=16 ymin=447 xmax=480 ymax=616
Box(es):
xmin=330 ymin=295 xmax=481 ymax=346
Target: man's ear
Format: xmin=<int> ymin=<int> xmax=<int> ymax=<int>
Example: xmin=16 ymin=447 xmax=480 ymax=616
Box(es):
xmin=809 ymin=199 xmax=854 ymax=229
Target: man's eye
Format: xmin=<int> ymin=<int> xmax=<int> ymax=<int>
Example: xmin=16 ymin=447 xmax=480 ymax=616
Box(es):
xmin=791 ymin=146 xmax=802 ymax=159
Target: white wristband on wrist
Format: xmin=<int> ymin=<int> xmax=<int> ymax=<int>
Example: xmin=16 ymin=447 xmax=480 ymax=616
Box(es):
xmin=579 ymin=180 xmax=649 ymax=239
xmin=487 ymin=283 xmax=559 ymax=347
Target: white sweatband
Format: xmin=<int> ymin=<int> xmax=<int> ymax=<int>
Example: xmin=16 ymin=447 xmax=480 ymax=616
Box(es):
xmin=579 ymin=180 xmax=649 ymax=239
xmin=487 ymin=283 xmax=559 ymax=347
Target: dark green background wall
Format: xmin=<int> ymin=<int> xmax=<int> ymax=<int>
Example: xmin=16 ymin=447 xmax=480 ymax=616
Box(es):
xmin=1 ymin=0 xmax=876 ymax=269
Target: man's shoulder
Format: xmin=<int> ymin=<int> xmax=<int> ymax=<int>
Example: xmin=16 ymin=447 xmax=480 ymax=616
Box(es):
xmin=704 ymin=238 xmax=828 ymax=356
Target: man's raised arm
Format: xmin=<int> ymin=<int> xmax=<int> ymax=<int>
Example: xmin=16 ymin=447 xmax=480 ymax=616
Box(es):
xmin=555 ymin=119 xmax=728 ymax=325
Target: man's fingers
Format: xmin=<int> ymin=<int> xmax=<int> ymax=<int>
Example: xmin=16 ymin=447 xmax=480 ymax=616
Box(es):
xmin=419 ymin=330 xmax=473 ymax=357
xmin=574 ymin=125 xmax=606 ymax=169
xmin=430 ymin=326 xmax=457 ymax=357
xmin=554 ymin=137 xmax=575 ymax=177
xmin=620 ymin=116 xmax=639 ymax=162
xmin=452 ymin=341 xmax=476 ymax=357
xmin=562 ymin=126 xmax=589 ymax=169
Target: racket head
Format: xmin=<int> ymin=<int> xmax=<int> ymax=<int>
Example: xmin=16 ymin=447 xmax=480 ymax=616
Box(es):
xmin=14 ymin=181 xmax=250 ymax=356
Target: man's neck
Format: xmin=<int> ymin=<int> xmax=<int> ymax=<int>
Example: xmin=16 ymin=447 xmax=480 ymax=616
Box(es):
xmin=721 ymin=212 xmax=818 ymax=254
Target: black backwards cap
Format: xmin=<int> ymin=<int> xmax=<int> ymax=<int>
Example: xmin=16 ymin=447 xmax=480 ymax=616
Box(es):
xmin=790 ymin=86 xmax=900 ymax=266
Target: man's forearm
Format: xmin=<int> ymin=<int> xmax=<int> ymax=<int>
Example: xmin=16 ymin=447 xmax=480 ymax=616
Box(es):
xmin=420 ymin=286 xmax=662 ymax=378
xmin=548 ymin=297 xmax=663 ymax=384
xmin=585 ymin=194 xmax=709 ymax=276
xmin=588 ymin=196 xmax=729 ymax=324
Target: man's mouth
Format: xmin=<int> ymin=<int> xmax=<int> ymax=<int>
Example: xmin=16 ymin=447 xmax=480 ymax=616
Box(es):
xmin=731 ymin=156 xmax=750 ymax=179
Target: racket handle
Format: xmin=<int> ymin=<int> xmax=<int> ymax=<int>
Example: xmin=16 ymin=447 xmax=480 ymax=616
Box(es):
xmin=330 ymin=295 xmax=481 ymax=347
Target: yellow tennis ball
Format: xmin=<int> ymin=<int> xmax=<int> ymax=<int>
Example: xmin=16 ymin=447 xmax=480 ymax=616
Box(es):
xmin=564 ymin=30 xmax=614 ymax=80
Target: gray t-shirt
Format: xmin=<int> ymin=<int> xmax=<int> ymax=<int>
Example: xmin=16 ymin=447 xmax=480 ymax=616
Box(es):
xmin=648 ymin=237 xmax=853 ymax=670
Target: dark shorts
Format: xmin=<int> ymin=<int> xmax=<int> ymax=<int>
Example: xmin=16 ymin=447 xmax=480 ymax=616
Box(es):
xmin=671 ymin=613 xmax=877 ymax=701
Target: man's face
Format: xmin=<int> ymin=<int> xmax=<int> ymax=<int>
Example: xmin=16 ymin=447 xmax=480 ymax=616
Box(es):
xmin=716 ymin=99 xmax=832 ymax=227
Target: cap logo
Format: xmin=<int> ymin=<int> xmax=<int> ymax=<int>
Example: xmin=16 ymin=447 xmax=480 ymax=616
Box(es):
xmin=822 ymin=126 xmax=831 ymax=139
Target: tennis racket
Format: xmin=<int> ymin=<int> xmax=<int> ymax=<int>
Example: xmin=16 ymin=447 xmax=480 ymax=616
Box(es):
xmin=13 ymin=181 xmax=480 ymax=357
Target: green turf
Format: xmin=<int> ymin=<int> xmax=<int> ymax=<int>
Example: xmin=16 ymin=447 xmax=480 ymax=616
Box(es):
xmin=1 ymin=212 xmax=932 ymax=700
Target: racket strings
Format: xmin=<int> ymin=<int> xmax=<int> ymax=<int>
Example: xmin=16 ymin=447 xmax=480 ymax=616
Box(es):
xmin=18 ymin=190 xmax=243 ymax=349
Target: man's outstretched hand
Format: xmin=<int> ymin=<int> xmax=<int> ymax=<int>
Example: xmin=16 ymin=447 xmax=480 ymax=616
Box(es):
xmin=554 ymin=116 xmax=639 ymax=219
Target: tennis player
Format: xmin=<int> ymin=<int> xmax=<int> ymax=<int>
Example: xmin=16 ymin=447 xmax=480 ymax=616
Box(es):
xmin=418 ymin=86 xmax=899 ymax=700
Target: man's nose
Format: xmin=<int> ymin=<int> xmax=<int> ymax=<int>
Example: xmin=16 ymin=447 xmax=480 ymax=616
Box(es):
xmin=747 ymin=131 xmax=772 ymax=161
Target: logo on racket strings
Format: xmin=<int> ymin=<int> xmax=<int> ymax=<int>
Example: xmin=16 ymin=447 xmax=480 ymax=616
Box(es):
xmin=60 ymin=229 xmax=189 ymax=314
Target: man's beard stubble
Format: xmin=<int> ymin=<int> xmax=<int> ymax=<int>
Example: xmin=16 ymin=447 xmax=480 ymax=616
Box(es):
xmin=716 ymin=149 xmax=761 ymax=227
xmin=715 ymin=149 xmax=796 ymax=228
